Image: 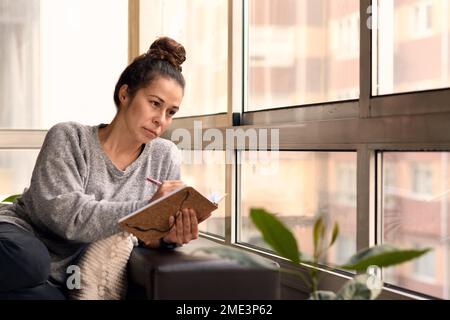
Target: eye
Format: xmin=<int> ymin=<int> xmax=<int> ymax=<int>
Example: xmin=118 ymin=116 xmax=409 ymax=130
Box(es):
xmin=168 ymin=109 xmax=177 ymax=117
xmin=149 ymin=100 xmax=160 ymax=107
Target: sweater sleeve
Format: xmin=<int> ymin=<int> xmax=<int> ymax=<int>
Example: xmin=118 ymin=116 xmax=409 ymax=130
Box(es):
xmin=24 ymin=123 xmax=148 ymax=244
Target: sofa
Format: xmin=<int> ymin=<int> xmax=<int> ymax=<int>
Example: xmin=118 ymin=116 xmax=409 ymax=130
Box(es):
xmin=126 ymin=237 xmax=280 ymax=300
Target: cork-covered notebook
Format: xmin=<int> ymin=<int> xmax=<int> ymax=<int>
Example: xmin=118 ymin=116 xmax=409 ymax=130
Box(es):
xmin=118 ymin=186 xmax=225 ymax=245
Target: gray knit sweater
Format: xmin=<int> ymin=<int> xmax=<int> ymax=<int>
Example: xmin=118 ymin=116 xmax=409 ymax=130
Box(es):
xmin=0 ymin=121 xmax=181 ymax=285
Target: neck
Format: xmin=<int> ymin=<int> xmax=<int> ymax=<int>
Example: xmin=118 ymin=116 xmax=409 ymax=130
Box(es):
xmin=98 ymin=114 xmax=143 ymax=160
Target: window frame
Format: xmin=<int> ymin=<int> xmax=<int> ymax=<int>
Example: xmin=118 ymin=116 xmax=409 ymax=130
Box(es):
xmin=164 ymin=0 xmax=450 ymax=300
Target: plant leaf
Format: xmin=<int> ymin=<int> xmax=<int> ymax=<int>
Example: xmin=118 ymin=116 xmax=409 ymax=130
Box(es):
xmin=1 ymin=194 xmax=21 ymax=203
xmin=250 ymin=208 xmax=300 ymax=264
xmin=308 ymin=290 xmax=336 ymax=300
xmin=340 ymin=244 xmax=432 ymax=271
xmin=329 ymin=222 xmax=339 ymax=248
xmin=335 ymin=274 xmax=382 ymax=300
xmin=313 ymin=216 xmax=324 ymax=256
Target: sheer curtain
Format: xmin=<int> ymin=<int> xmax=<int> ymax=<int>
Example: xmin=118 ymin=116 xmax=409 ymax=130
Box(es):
xmin=0 ymin=0 xmax=127 ymax=198
xmin=0 ymin=0 xmax=40 ymax=128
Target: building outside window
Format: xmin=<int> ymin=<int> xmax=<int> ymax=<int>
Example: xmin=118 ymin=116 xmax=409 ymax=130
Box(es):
xmin=412 ymin=0 xmax=434 ymax=37
xmin=375 ymin=0 xmax=449 ymax=95
xmin=247 ymin=0 xmax=360 ymax=110
xmin=382 ymin=152 xmax=449 ymax=299
xmin=412 ymin=244 xmax=437 ymax=281
xmin=411 ymin=162 xmax=433 ymax=197
xmin=336 ymin=162 xmax=357 ymax=206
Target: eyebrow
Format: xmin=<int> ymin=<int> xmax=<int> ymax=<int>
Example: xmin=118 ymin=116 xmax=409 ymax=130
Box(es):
xmin=148 ymin=95 xmax=179 ymax=109
xmin=148 ymin=95 xmax=165 ymax=103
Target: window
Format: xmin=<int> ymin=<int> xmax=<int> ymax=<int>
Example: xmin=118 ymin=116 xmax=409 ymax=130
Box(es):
xmin=412 ymin=1 xmax=434 ymax=37
xmin=0 ymin=150 xmax=40 ymax=200
xmin=0 ymin=0 xmax=39 ymax=129
xmin=0 ymin=0 xmax=128 ymax=202
xmin=334 ymin=13 xmax=360 ymax=60
xmin=411 ymin=163 xmax=433 ymax=197
xmin=180 ymin=150 xmax=226 ymax=237
xmin=412 ymin=246 xmax=436 ymax=281
xmin=381 ymin=152 xmax=450 ymax=299
xmin=0 ymin=0 xmax=128 ymax=129
xmin=383 ymin=161 xmax=399 ymax=210
xmin=139 ymin=0 xmax=228 ymax=117
xmin=336 ymin=162 xmax=357 ymax=206
xmin=374 ymin=0 xmax=449 ymax=95
xmin=246 ymin=0 xmax=360 ymax=111
xmin=239 ymin=151 xmax=357 ymax=266
xmin=334 ymin=235 xmax=356 ymax=266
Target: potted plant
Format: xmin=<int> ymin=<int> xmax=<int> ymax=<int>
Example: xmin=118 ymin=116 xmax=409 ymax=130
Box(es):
xmin=1 ymin=194 xmax=21 ymax=203
xmin=249 ymin=208 xmax=431 ymax=300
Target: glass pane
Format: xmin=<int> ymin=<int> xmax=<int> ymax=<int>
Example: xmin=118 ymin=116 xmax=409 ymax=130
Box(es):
xmin=374 ymin=0 xmax=450 ymax=95
xmin=0 ymin=150 xmax=40 ymax=200
xmin=240 ymin=151 xmax=357 ymax=267
xmin=180 ymin=150 xmax=226 ymax=237
xmin=140 ymin=0 xmax=228 ymax=117
xmin=247 ymin=0 xmax=360 ymax=111
xmin=382 ymin=152 xmax=450 ymax=299
xmin=0 ymin=0 xmax=128 ymax=129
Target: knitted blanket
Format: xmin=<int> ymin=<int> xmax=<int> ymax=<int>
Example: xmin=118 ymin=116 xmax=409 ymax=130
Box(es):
xmin=69 ymin=232 xmax=138 ymax=300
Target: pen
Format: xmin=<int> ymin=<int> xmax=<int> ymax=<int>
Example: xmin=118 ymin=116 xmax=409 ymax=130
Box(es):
xmin=146 ymin=177 xmax=162 ymax=186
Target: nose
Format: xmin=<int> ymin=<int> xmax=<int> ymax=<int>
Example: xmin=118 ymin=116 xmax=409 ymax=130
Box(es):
xmin=152 ymin=110 xmax=165 ymax=127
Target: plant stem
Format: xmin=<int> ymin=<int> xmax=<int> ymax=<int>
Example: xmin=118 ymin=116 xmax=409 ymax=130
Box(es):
xmin=311 ymin=268 xmax=318 ymax=298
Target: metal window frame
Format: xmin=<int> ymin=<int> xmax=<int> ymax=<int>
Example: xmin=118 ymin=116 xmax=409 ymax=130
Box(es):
xmin=238 ymin=0 xmax=448 ymax=300
xmin=0 ymin=130 xmax=46 ymax=149
xmin=168 ymin=0 xmax=450 ymax=300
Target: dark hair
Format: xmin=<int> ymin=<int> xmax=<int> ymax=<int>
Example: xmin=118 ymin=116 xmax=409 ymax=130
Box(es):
xmin=113 ymin=36 xmax=186 ymax=109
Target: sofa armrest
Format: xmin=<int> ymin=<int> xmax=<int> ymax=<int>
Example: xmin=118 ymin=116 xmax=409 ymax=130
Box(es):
xmin=126 ymin=237 xmax=280 ymax=300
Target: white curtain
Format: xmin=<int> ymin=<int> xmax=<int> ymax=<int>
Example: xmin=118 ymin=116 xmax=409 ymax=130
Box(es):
xmin=0 ymin=0 xmax=40 ymax=128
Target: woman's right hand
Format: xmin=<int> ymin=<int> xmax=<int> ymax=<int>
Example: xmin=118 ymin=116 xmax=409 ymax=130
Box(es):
xmin=149 ymin=180 xmax=185 ymax=202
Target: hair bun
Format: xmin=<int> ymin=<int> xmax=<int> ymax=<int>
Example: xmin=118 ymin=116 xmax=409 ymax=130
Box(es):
xmin=147 ymin=37 xmax=186 ymax=72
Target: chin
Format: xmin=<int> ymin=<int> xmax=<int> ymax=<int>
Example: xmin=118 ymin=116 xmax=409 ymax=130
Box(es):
xmin=141 ymin=137 xmax=154 ymax=144
xmin=142 ymin=134 xmax=157 ymax=144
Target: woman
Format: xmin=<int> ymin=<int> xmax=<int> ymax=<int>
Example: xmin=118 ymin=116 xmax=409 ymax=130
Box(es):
xmin=0 ymin=37 xmax=198 ymax=299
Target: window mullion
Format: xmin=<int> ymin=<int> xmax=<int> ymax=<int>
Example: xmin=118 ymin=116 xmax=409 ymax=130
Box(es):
xmin=357 ymin=145 xmax=375 ymax=252
xmin=0 ymin=130 xmax=46 ymax=149
xmin=360 ymin=0 xmax=372 ymax=118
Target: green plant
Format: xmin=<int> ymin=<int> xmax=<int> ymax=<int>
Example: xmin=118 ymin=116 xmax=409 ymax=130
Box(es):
xmin=1 ymin=194 xmax=21 ymax=203
xmin=250 ymin=208 xmax=431 ymax=300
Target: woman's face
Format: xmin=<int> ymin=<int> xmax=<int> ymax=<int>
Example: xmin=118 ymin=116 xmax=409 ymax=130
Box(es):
xmin=119 ymin=77 xmax=183 ymax=144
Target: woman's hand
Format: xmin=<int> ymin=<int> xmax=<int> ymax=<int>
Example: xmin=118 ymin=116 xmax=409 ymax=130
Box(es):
xmin=162 ymin=208 xmax=199 ymax=246
xmin=149 ymin=180 xmax=184 ymax=202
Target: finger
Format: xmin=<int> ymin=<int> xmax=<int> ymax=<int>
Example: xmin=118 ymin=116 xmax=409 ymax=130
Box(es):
xmin=154 ymin=183 xmax=184 ymax=200
xmin=161 ymin=180 xmax=184 ymax=188
xmin=175 ymin=210 xmax=183 ymax=245
xmin=161 ymin=183 xmax=185 ymax=194
xmin=182 ymin=208 xmax=191 ymax=243
xmin=162 ymin=180 xmax=183 ymax=184
xmin=190 ymin=209 xmax=198 ymax=239
xmin=164 ymin=215 xmax=176 ymax=243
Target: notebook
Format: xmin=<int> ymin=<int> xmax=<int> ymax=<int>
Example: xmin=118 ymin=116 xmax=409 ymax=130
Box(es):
xmin=118 ymin=186 xmax=226 ymax=245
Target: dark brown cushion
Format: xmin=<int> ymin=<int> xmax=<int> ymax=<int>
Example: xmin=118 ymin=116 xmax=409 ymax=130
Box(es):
xmin=127 ymin=237 xmax=280 ymax=300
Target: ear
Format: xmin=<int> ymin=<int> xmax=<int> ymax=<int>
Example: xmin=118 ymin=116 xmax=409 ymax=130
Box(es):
xmin=118 ymin=84 xmax=129 ymax=105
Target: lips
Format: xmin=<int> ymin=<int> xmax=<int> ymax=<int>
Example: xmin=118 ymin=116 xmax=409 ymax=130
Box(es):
xmin=143 ymin=127 xmax=158 ymax=137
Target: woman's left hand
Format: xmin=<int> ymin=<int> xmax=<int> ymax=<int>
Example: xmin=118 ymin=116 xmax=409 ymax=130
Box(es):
xmin=162 ymin=208 xmax=199 ymax=246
